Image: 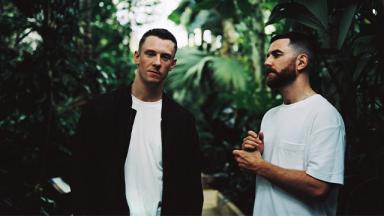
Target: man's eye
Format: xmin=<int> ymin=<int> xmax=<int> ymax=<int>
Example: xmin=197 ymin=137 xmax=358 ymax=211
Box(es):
xmin=271 ymin=51 xmax=282 ymax=58
xmin=146 ymin=51 xmax=156 ymax=57
xmin=161 ymin=55 xmax=171 ymax=61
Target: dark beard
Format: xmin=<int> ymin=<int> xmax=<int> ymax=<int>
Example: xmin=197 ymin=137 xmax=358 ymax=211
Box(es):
xmin=265 ymin=63 xmax=297 ymax=89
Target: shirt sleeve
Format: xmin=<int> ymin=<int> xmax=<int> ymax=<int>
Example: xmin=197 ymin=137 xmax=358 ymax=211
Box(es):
xmin=306 ymin=109 xmax=346 ymax=185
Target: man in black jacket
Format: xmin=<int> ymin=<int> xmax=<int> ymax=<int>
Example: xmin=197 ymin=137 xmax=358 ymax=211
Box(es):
xmin=71 ymin=28 xmax=203 ymax=215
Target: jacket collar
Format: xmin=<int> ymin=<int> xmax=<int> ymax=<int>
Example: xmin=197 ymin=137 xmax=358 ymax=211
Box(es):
xmin=122 ymin=84 xmax=174 ymax=121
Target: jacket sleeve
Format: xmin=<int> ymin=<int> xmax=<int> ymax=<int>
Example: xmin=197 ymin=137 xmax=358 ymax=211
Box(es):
xmin=69 ymin=102 xmax=97 ymax=214
xmin=186 ymin=116 xmax=204 ymax=215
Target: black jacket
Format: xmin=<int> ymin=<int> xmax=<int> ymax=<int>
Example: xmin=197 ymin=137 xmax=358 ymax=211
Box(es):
xmin=70 ymin=86 xmax=203 ymax=215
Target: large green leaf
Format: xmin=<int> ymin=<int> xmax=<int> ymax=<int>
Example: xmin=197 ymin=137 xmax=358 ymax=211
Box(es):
xmin=185 ymin=9 xmax=222 ymax=34
xmin=167 ymin=48 xmax=248 ymax=91
xmin=337 ymin=3 xmax=358 ymax=49
xmin=211 ymin=57 xmax=248 ymax=91
xmin=295 ymin=0 xmax=328 ymax=29
xmin=168 ymin=0 xmax=192 ymax=24
xmin=187 ymin=10 xmax=211 ymax=32
xmin=167 ymin=48 xmax=208 ymax=90
xmin=266 ymin=2 xmax=327 ymax=33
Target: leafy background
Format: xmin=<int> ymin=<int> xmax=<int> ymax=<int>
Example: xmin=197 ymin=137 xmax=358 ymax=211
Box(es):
xmin=1 ymin=0 xmax=383 ymax=214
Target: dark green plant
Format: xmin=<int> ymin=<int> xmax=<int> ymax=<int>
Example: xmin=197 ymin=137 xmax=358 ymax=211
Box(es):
xmin=0 ymin=0 xmax=135 ymax=213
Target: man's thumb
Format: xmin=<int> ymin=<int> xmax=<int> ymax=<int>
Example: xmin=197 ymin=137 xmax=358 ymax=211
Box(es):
xmin=259 ymin=131 xmax=264 ymax=141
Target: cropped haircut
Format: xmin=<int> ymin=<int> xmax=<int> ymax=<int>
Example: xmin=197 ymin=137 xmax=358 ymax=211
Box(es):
xmin=138 ymin=28 xmax=178 ymax=54
xmin=271 ymin=32 xmax=318 ymax=73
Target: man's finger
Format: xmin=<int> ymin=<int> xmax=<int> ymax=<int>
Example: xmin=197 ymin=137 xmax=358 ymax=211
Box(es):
xmin=233 ymin=149 xmax=243 ymax=157
xmin=245 ymin=136 xmax=258 ymax=142
xmin=244 ymin=140 xmax=257 ymax=146
xmin=244 ymin=143 xmax=258 ymax=149
xmin=258 ymin=131 xmax=264 ymax=141
xmin=248 ymin=130 xmax=258 ymax=138
xmin=243 ymin=142 xmax=258 ymax=149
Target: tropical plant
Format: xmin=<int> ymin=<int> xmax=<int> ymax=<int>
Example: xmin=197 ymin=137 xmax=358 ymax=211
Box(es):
xmin=167 ymin=0 xmax=282 ymax=213
xmin=0 ymin=0 xmax=139 ymax=213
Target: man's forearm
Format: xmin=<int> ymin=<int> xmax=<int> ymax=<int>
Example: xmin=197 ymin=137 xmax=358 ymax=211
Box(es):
xmin=256 ymin=160 xmax=330 ymax=199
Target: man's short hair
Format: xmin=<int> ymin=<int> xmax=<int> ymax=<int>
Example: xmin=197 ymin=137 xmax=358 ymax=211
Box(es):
xmin=271 ymin=32 xmax=318 ymax=73
xmin=138 ymin=28 xmax=178 ymax=53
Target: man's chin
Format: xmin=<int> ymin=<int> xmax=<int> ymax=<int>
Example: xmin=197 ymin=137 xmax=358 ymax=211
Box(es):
xmin=266 ymin=78 xmax=277 ymax=89
xmin=144 ymin=78 xmax=163 ymax=85
xmin=266 ymin=78 xmax=285 ymax=90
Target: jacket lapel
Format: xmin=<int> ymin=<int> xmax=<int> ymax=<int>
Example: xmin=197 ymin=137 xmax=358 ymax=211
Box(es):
xmin=115 ymin=86 xmax=135 ymax=163
xmin=160 ymin=94 xmax=178 ymax=214
xmin=110 ymin=86 xmax=135 ymax=213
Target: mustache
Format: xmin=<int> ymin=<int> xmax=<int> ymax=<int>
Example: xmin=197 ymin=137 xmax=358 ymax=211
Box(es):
xmin=265 ymin=68 xmax=277 ymax=75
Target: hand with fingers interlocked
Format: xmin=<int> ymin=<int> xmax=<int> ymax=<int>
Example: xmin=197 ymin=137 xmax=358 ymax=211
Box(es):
xmin=233 ymin=130 xmax=266 ymax=173
xmin=242 ymin=130 xmax=264 ymax=155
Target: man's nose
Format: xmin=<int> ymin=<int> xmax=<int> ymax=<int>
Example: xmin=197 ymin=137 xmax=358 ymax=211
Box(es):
xmin=264 ymin=56 xmax=272 ymax=67
xmin=153 ymin=54 xmax=161 ymax=66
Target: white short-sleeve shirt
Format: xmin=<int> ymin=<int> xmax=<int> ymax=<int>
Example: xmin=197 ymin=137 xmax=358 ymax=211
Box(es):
xmin=253 ymin=94 xmax=346 ymax=216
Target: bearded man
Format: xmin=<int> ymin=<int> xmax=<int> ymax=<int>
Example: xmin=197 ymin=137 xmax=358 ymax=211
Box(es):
xmin=233 ymin=32 xmax=346 ymax=216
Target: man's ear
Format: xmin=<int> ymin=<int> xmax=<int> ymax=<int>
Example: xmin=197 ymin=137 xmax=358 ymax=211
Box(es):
xmin=296 ymin=53 xmax=308 ymax=72
xmin=169 ymin=59 xmax=177 ymax=71
xmin=134 ymin=51 xmax=140 ymax=64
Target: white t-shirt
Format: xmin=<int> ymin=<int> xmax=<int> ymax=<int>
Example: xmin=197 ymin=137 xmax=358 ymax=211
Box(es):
xmin=253 ymin=94 xmax=345 ymax=216
xmin=125 ymin=95 xmax=163 ymax=216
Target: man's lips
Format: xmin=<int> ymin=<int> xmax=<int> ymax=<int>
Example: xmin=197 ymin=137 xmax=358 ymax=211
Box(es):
xmin=265 ymin=69 xmax=277 ymax=80
xmin=148 ymin=70 xmax=160 ymax=74
xmin=148 ymin=70 xmax=161 ymax=77
xmin=266 ymin=70 xmax=275 ymax=76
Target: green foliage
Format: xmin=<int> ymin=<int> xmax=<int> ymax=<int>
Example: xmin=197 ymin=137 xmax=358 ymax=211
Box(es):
xmin=337 ymin=3 xmax=358 ymax=49
xmin=0 ymin=0 xmax=136 ymax=213
xmin=166 ymin=46 xmax=280 ymax=215
xmin=167 ymin=0 xmax=283 ymax=213
xmin=211 ymin=57 xmax=248 ymax=91
xmin=267 ymin=2 xmax=327 ymax=33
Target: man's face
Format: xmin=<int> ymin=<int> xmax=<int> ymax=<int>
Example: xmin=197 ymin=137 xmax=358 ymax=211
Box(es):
xmin=264 ymin=38 xmax=298 ymax=89
xmin=134 ymin=35 xmax=176 ymax=85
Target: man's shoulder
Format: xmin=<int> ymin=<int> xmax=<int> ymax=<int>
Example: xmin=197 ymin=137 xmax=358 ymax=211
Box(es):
xmin=92 ymin=87 xmax=127 ymax=103
xmin=310 ymin=95 xmax=342 ymax=117
xmin=263 ymin=104 xmax=283 ymax=119
xmin=163 ymin=94 xmax=195 ymax=120
xmin=82 ymin=87 xmax=130 ymax=114
xmin=310 ymin=95 xmax=344 ymax=126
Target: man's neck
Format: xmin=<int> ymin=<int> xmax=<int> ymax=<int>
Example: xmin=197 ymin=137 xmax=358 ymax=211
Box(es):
xmin=279 ymin=76 xmax=316 ymax=105
xmin=131 ymin=79 xmax=163 ymax=102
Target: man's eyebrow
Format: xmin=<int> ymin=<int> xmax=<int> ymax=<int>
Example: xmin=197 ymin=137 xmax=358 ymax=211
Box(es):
xmin=267 ymin=49 xmax=283 ymax=57
xmin=143 ymin=49 xmax=173 ymax=56
xmin=143 ymin=49 xmax=156 ymax=53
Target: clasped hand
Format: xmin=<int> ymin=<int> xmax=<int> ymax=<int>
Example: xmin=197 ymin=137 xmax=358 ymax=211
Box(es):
xmin=233 ymin=131 xmax=265 ymax=172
